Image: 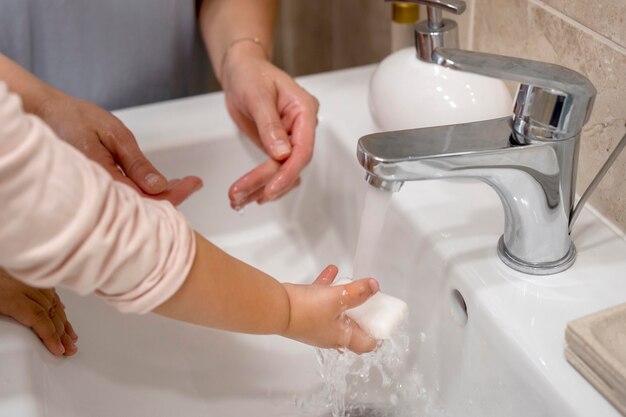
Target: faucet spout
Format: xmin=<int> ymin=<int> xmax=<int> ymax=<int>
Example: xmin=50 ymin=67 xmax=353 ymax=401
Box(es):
xmin=357 ymin=117 xmax=579 ymax=275
xmin=365 ymin=173 xmax=403 ymax=192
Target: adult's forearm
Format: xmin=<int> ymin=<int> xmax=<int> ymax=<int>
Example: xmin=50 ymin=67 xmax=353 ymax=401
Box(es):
xmin=198 ymin=0 xmax=278 ymax=81
xmin=0 ymin=54 xmax=60 ymax=116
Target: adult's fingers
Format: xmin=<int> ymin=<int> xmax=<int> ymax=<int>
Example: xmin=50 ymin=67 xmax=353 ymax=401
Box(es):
xmin=51 ymin=291 xmax=78 ymax=342
xmin=22 ymin=287 xmax=54 ymax=311
xmin=48 ymin=297 xmax=78 ymax=356
xmin=228 ymin=159 xmax=281 ymax=208
xmin=265 ymin=138 xmax=312 ymax=201
xmin=313 ymin=265 xmax=339 ymax=286
xmin=232 ymin=187 xmax=265 ymax=210
xmin=93 ymin=147 xmax=145 ymax=193
xmin=100 ymin=127 xmax=169 ymax=195
xmin=245 ymin=90 xmax=292 ymax=161
xmin=151 ymin=176 xmax=204 ymax=206
xmin=90 ymin=139 xmax=201 ymax=206
xmin=60 ymin=333 xmax=78 ymax=356
xmin=258 ymin=177 xmax=300 ymax=205
xmin=24 ymin=289 xmax=64 ymax=337
xmin=10 ymin=300 xmax=65 ymax=356
xmin=38 ymin=299 xmax=77 ymax=356
xmin=64 ymin=320 xmax=79 ymax=343
xmin=108 ymin=166 xmax=144 ymax=193
xmin=46 ymin=301 xmax=68 ymax=344
xmin=25 ymin=289 xmax=77 ymax=355
xmin=264 ymin=86 xmax=318 ymax=200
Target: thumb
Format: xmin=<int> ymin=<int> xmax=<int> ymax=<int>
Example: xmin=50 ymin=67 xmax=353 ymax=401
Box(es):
xmin=112 ymin=135 xmax=168 ymax=195
xmin=339 ymin=278 xmax=380 ymax=311
xmin=247 ymin=92 xmax=292 ymax=161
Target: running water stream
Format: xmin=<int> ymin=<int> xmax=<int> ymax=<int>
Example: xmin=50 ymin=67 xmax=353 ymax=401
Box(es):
xmin=352 ymin=186 xmax=394 ymax=279
xmin=295 ymin=185 xmax=449 ymax=417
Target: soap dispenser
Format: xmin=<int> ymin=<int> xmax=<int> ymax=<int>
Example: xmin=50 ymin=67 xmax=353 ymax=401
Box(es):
xmin=369 ymin=0 xmax=512 ymax=131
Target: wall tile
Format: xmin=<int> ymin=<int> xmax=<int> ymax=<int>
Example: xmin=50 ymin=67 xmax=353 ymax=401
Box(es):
xmin=539 ymin=0 xmax=626 ymax=48
xmin=455 ymin=0 xmax=474 ymax=50
xmin=474 ymin=0 xmax=530 ymax=57
xmin=530 ymin=6 xmax=626 ymax=229
xmin=474 ymin=0 xmax=626 ymax=230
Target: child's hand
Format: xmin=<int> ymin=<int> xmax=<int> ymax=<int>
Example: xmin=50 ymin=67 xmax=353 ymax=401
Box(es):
xmin=281 ymin=265 xmax=380 ymax=354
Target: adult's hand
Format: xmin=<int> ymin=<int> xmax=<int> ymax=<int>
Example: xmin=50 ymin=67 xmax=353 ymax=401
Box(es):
xmin=35 ymin=92 xmax=203 ymax=206
xmin=0 ymin=269 xmax=78 ymax=356
xmin=220 ymin=43 xmax=319 ymax=209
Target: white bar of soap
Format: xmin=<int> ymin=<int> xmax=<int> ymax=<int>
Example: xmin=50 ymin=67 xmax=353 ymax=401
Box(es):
xmin=333 ymin=277 xmax=408 ymax=340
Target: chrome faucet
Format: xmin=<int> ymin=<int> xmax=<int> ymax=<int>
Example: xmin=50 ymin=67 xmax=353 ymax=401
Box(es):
xmin=357 ymin=48 xmax=596 ymax=275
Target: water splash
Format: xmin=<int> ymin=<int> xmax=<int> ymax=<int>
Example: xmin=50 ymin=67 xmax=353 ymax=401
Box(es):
xmin=292 ymin=182 xmax=451 ymax=416
xmin=317 ymin=322 xmax=410 ymax=417
xmin=295 ymin=321 xmax=449 ymax=417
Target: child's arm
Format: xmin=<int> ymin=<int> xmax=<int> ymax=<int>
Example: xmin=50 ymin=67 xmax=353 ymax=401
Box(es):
xmin=155 ymin=234 xmax=379 ymax=353
xmin=0 ymin=83 xmax=377 ymax=354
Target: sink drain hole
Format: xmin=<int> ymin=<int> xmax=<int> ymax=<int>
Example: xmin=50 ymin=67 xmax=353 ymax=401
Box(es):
xmin=450 ymin=289 xmax=468 ymax=326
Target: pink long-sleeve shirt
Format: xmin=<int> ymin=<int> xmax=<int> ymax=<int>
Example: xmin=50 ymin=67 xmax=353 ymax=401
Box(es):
xmin=0 ymin=83 xmax=195 ymax=314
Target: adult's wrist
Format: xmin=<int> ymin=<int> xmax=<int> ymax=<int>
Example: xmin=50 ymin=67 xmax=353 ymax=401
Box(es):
xmin=30 ymin=86 xmax=66 ymax=121
xmin=218 ymin=37 xmax=270 ymax=83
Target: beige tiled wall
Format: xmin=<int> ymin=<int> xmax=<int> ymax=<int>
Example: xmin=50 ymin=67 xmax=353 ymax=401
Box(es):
xmin=469 ymin=0 xmax=626 ymax=231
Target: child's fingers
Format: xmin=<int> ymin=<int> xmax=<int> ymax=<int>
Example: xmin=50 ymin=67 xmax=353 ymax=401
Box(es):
xmin=346 ymin=319 xmax=378 ymax=354
xmin=313 ymin=265 xmax=338 ymax=286
xmin=339 ymin=278 xmax=379 ymax=310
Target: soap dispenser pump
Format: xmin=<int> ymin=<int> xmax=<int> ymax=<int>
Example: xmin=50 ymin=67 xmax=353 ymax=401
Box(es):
xmin=369 ymin=0 xmax=512 ymax=131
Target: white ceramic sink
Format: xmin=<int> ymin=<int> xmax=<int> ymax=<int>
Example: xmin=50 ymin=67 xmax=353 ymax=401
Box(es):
xmin=1 ymin=67 xmax=625 ymax=417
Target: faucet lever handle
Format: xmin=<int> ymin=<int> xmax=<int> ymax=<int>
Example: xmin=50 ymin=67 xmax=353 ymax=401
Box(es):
xmin=433 ymin=48 xmax=596 ymax=141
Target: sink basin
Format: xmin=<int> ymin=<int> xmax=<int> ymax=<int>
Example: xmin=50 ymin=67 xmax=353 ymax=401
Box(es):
xmin=1 ymin=67 xmax=625 ymax=417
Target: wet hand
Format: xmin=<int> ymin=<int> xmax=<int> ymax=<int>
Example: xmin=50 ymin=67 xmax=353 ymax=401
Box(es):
xmin=0 ymin=269 xmax=78 ymax=356
xmin=35 ymin=92 xmax=203 ymax=206
xmin=220 ymin=45 xmax=319 ymax=209
xmin=281 ymin=265 xmax=379 ymax=354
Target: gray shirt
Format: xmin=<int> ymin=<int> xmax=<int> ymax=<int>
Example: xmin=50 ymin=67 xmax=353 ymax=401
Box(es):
xmin=0 ymin=0 xmax=213 ymax=110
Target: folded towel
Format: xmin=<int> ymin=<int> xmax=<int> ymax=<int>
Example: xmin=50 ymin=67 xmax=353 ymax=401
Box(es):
xmin=565 ymin=303 xmax=626 ymax=416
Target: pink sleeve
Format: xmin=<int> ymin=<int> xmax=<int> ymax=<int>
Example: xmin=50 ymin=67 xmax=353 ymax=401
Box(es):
xmin=0 ymin=83 xmax=196 ymax=314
